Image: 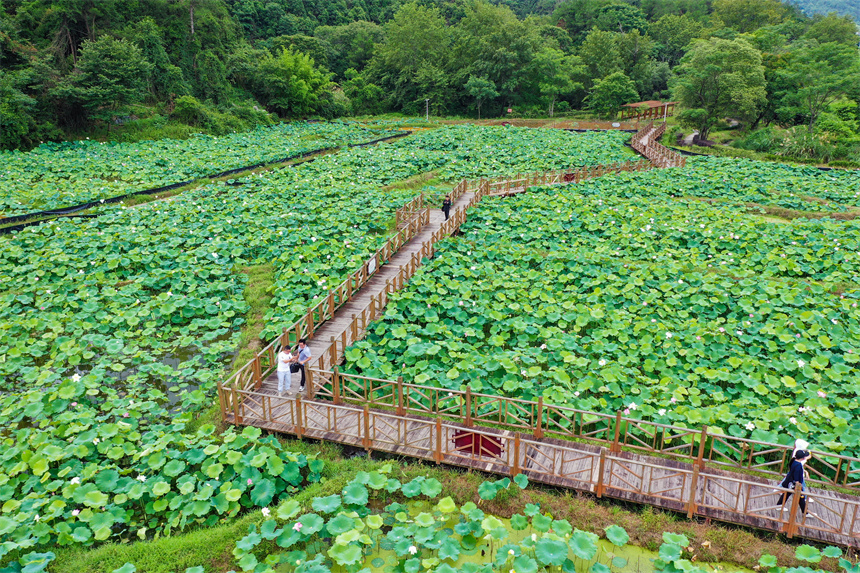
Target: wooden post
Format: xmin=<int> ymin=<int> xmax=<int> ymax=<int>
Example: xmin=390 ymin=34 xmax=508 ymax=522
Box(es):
xmin=465 ymin=386 xmax=472 ymax=427
xmin=364 ymin=405 xmax=371 ymax=450
xmin=435 ymin=418 xmax=443 ymax=463
xmin=351 ymin=313 xmax=357 ymax=342
xmin=687 ymin=466 xmax=700 ymax=518
xmin=281 ymin=327 xmax=289 ymax=348
xmin=306 ymin=312 xmax=314 ymax=339
xmin=512 ymin=434 xmax=521 ymax=477
xmin=217 ymin=383 xmax=226 ymax=421
xmin=295 ymin=394 xmax=303 ymax=439
xmin=232 ymin=385 xmax=242 ymax=425
xmin=396 ymin=376 xmax=404 ymax=415
xmin=333 ymin=366 xmax=341 ymax=404
xmin=327 ymin=290 xmax=335 ymax=317
xmin=696 ymin=425 xmax=709 ymax=468
xmin=534 ymin=397 xmax=543 ymax=439
xmin=253 ymin=356 xmax=262 ymax=389
xmin=330 ymin=336 xmax=337 ymax=367
xmin=785 ymin=483 xmax=802 ymax=537
xmin=611 ymin=411 xmax=623 ymax=453
xmin=596 ymin=448 xmax=607 ymax=497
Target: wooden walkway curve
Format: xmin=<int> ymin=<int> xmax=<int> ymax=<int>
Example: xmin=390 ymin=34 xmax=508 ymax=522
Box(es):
xmin=218 ymin=129 xmax=859 ymax=548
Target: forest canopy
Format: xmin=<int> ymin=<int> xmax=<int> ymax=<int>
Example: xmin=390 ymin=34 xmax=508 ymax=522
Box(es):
xmin=0 ymin=0 xmax=857 ymax=151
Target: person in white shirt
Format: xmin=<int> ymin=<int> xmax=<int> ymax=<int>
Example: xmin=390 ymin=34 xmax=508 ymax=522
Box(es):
xmin=277 ymin=346 xmax=294 ymax=396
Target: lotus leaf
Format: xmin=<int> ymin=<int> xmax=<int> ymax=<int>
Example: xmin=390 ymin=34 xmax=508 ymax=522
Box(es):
xmin=327 ymin=514 xmax=356 ymax=536
xmin=312 ymin=495 xmax=342 ymax=514
xmin=512 ymin=554 xmax=539 ymax=573
xmin=570 ymin=530 xmax=598 ymax=561
xmin=605 ymin=524 xmax=629 ymax=547
xmin=342 ymin=483 xmax=369 ymax=506
xmin=796 ymin=545 xmax=822 ymax=563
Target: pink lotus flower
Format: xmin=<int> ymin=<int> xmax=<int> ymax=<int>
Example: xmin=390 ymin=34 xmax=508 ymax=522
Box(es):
xmin=293 ymin=522 xmax=303 ymax=532
xmin=247 ymin=478 xmax=253 ymax=486
xmin=817 ymin=390 xmax=826 ymax=398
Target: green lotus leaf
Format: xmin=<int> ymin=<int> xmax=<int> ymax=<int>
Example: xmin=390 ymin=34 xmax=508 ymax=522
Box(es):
xmin=298 ymin=513 xmax=325 ymax=535
xmin=513 ymin=474 xmax=529 ymax=489
xmin=327 ymin=514 xmax=356 ymax=536
xmin=436 ymin=497 xmax=456 ymax=513
xmin=591 ymin=563 xmax=610 ymax=573
xmin=796 ymin=545 xmax=822 ymax=563
xmin=312 ymin=495 xmax=342 ymax=514
xmin=510 ymin=514 xmax=529 ymax=530
xmin=662 ymin=533 xmax=689 ymax=547
xmin=605 ymin=524 xmax=629 ymax=547
xmin=569 ymin=530 xmax=598 ymax=561
xmin=260 ymin=520 xmax=281 ymax=541
xmin=366 ymin=515 xmax=384 ymax=529
xmin=366 ymin=472 xmax=388 ymax=490
xmin=532 ymin=513 xmax=551 ymax=532
xmin=512 ymin=554 xmax=538 ymax=573
xmin=536 ymin=538 xmax=569 ymax=567
xmin=659 ymin=542 xmax=682 ymax=562
xmin=420 ymin=478 xmax=442 ymax=498
xmin=250 ymin=478 xmax=275 ymax=506
xmin=821 ymin=546 xmax=842 ymax=559
xmin=401 ymin=479 xmax=423 ymax=498
xmin=328 ymin=543 xmax=363 ymax=566
xmin=477 ymin=481 xmax=498 ymax=500
xmin=342 ymin=483 xmax=368 ymax=506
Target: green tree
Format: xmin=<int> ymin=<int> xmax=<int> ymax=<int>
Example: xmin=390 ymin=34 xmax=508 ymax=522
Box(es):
xmin=123 ymin=17 xmax=189 ymax=99
xmin=366 ymin=2 xmax=451 ymax=114
xmin=776 ymin=42 xmax=860 ymax=132
xmin=342 ymin=68 xmax=385 ymax=115
xmin=252 ymin=47 xmax=332 ymax=116
xmin=52 ymin=36 xmax=152 ymax=123
xmin=579 ymin=28 xmax=621 ymax=81
xmin=314 ymin=21 xmax=385 ymax=79
xmin=464 ymin=75 xmax=498 ymax=119
xmin=585 ymin=71 xmax=638 ymax=118
xmin=804 ymin=12 xmax=859 ymax=46
xmin=534 ymin=48 xmax=585 ymax=116
xmin=0 ymin=69 xmax=37 ymax=149
xmin=649 ymin=13 xmax=705 ymax=66
xmin=552 ymin=0 xmax=615 ymax=44
xmin=712 ymin=0 xmax=789 ymax=33
xmin=595 ymin=3 xmax=648 ymax=34
xmin=672 ymin=37 xmax=767 ymax=140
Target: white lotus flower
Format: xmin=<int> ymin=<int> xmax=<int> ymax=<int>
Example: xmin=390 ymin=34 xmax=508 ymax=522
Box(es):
xmin=261 ymin=507 xmax=270 ymax=517
xmin=70 ymin=477 xmax=80 ymax=485
xmin=658 ymin=409 xmax=667 ymax=416
xmin=408 ymin=545 xmax=418 ymax=555
xmin=136 ymin=475 xmax=146 ymax=482
xmin=598 ymin=359 xmax=607 ymax=366
xmin=72 ymin=373 xmax=81 ymax=382
xmin=797 ymin=360 xmax=806 ymax=368
xmin=745 ymin=422 xmax=756 ymax=431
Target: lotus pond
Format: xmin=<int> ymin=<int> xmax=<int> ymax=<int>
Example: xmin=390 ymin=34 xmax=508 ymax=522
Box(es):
xmin=20 ymin=467 xmax=853 ymax=573
xmin=0 ymin=122 xmax=398 ymax=217
xmin=343 ymin=172 xmax=860 ymax=456
xmin=0 ymin=126 xmax=636 ymax=569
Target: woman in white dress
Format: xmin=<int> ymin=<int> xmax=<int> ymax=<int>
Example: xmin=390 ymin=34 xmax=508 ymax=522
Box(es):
xmin=277 ymin=346 xmax=294 ymax=396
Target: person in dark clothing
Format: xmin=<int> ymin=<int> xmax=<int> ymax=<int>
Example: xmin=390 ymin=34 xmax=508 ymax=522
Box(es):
xmin=442 ymin=195 xmax=451 ymax=220
xmin=778 ymin=449 xmax=811 ymax=514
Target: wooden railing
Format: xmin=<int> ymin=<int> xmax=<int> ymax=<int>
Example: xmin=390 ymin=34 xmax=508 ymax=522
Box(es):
xmin=631 ymin=121 xmax=686 ymax=168
xmin=395 ymin=193 xmax=425 ymax=228
xmin=310 ymin=206 xmax=473 ymax=380
xmin=459 ymin=160 xmax=653 ymax=198
xmin=222 ymin=391 xmax=860 ymax=547
xmin=308 ymin=371 xmax=860 ymax=493
xmin=220 ymin=206 xmax=430 ymax=394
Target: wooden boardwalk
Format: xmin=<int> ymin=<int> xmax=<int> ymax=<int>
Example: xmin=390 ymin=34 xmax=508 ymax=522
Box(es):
xmin=219 ymin=132 xmax=857 ymax=548
xmin=223 ymin=395 xmax=860 ymax=548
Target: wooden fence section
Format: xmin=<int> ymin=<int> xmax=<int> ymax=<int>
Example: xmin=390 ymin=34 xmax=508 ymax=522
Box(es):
xmin=306 ymin=371 xmax=860 ymax=493
xmin=221 ymin=207 xmax=430 ymax=393
xmin=632 ymin=121 xmax=686 ymax=168
xmin=220 ymin=394 xmax=860 ymax=548
xmin=395 ymin=193 xmax=425 ymax=228
xmin=310 ymin=207 xmax=475 ymax=378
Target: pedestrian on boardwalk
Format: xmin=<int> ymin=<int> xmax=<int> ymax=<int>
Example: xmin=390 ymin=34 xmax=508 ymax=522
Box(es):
xmin=294 ymin=338 xmax=312 ymax=392
xmin=442 ymin=195 xmax=451 ymax=221
xmin=276 ymin=345 xmax=294 ymax=396
xmin=778 ymin=449 xmax=811 ymax=515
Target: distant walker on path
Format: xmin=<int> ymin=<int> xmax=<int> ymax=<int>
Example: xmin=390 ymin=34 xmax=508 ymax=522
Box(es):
xmin=441 ymin=195 xmax=451 ymax=220
xmin=294 ymin=339 xmax=312 ymax=392
xmin=276 ymin=346 xmax=294 ymax=396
